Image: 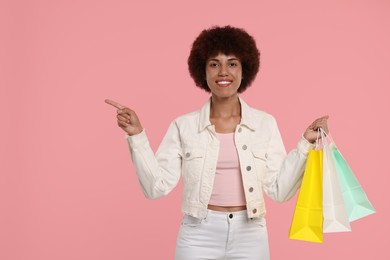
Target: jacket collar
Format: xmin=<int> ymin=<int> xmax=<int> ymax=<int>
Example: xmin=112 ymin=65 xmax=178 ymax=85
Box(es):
xmin=198 ymin=95 xmax=256 ymax=132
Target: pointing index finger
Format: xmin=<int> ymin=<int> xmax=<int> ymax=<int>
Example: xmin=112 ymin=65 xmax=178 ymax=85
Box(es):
xmin=105 ymin=99 xmax=125 ymax=109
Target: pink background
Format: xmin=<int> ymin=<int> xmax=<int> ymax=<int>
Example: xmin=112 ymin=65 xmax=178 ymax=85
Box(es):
xmin=1 ymin=0 xmax=389 ymax=259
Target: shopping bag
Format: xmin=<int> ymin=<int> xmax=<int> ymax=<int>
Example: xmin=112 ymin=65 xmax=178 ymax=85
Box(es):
xmin=289 ymin=148 xmax=323 ymax=243
xmin=320 ymin=129 xmax=351 ymax=233
xmin=331 ymin=142 xmax=375 ymax=222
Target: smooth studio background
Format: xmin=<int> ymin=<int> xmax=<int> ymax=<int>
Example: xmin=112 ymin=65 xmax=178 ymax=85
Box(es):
xmin=1 ymin=0 xmax=389 ymax=259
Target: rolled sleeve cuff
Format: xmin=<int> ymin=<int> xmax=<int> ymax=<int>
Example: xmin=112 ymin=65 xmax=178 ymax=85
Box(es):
xmin=125 ymin=129 xmax=148 ymax=147
xmin=297 ymin=135 xmax=315 ymax=155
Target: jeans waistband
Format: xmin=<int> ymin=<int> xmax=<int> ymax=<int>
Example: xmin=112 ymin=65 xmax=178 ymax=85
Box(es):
xmin=206 ymin=209 xmax=247 ymax=217
xmin=183 ymin=209 xmax=266 ymax=226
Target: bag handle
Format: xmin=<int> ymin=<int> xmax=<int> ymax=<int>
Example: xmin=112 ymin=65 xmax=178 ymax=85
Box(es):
xmin=315 ymin=128 xmax=322 ymax=150
xmin=319 ymin=128 xmax=327 ymax=146
xmin=319 ymin=128 xmax=334 ymax=146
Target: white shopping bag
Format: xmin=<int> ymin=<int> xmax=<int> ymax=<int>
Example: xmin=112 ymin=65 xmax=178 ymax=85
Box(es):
xmin=321 ymin=128 xmax=351 ymax=233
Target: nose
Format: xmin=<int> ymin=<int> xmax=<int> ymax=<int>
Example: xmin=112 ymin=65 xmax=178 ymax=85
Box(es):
xmin=218 ymin=64 xmax=228 ymax=77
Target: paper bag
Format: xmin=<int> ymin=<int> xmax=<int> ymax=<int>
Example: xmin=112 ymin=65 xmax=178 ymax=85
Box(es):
xmin=289 ymin=149 xmax=323 ymax=243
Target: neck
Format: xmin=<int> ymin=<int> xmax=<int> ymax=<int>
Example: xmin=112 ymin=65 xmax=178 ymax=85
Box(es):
xmin=210 ymin=93 xmax=241 ymax=118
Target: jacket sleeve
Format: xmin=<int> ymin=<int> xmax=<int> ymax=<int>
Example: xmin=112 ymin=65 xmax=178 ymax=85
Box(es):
xmin=262 ymin=117 xmax=314 ymax=202
xmin=125 ymin=120 xmax=182 ymax=199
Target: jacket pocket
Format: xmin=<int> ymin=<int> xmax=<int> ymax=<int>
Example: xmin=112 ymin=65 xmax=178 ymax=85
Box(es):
xmin=252 ymin=148 xmax=268 ymax=181
xmin=182 ymin=146 xmax=205 ymax=184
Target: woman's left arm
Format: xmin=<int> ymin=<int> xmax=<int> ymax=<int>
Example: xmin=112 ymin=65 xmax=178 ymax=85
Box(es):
xmin=262 ymin=116 xmax=329 ymax=202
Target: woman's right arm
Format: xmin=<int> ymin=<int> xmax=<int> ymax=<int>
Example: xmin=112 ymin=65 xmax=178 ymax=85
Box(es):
xmin=126 ymin=122 xmax=182 ymax=199
xmin=105 ymin=99 xmax=183 ymax=199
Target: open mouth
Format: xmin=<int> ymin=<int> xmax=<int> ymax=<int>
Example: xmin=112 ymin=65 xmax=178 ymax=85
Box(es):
xmin=216 ymin=80 xmax=232 ymax=87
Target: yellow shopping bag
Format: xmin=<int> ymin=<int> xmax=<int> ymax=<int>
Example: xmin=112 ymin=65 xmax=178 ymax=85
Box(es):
xmin=289 ymin=149 xmax=323 ymax=243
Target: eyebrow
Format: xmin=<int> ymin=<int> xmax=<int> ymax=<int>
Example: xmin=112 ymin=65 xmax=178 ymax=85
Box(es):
xmin=208 ymin=58 xmax=239 ymax=62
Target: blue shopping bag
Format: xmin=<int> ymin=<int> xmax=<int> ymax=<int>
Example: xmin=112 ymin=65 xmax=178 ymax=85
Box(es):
xmin=330 ymin=139 xmax=375 ymax=222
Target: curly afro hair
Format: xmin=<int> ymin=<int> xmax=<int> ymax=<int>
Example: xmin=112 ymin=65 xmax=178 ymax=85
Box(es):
xmin=188 ymin=25 xmax=260 ymax=93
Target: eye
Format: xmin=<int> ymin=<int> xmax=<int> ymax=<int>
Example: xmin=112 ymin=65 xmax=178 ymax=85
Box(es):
xmin=229 ymin=62 xmax=238 ymax=67
xmin=209 ymin=62 xmax=219 ymax=68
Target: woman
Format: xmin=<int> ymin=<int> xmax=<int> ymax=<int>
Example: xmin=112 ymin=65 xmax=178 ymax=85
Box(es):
xmin=106 ymin=25 xmax=328 ymax=260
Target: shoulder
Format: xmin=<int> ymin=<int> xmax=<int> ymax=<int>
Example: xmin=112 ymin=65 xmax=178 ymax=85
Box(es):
xmin=171 ymin=98 xmax=209 ymax=127
xmin=166 ymin=108 xmax=202 ymax=133
xmin=250 ymin=107 xmax=274 ymax=120
xmin=251 ymin=110 xmax=279 ymax=134
xmin=173 ymin=109 xmax=200 ymax=124
xmin=243 ymin=99 xmax=277 ymax=125
xmin=242 ymin=100 xmax=281 ymax=138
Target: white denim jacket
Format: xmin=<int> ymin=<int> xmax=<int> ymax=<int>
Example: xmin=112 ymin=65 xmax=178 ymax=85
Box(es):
xmin=126 ymin=96 xmax=314 ymax=219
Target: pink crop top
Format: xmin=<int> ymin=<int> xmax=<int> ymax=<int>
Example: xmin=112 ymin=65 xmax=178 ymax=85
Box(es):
xmin=208 ymin=132 xmax=246 ymax=206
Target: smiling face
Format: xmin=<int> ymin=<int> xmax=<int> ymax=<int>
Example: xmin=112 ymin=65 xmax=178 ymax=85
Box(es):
xmin=205 ymin=53 xmax=243 ymax=99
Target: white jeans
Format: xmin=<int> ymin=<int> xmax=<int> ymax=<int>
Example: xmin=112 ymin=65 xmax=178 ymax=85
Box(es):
xmin=174 ymin=209 xmax=270 ymax=260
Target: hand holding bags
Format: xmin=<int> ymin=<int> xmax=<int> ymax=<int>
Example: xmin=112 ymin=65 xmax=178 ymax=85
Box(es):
xmin=289 ymin=129 xmax=375 ymax=243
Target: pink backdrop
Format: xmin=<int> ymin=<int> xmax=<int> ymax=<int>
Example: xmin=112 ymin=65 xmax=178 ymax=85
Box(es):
xmin=1 ymin=0 xmax=389 ymax=259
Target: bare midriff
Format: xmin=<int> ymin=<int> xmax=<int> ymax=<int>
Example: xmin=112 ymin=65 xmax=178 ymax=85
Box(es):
xmin=207 ymin=204 xmax=247 ymax=212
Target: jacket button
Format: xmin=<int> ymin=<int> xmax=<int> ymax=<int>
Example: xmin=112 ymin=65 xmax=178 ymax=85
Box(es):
xmin=252 ymin=208 xmax=257 ymax=214
xmin=246 ymin=166 xmax=251 ymax=171
xmin=185 ymin=152 xmax=191 ymax=158
xmin=242 ymin=145 xmax=247 ymax=150
xmin=229 ymin=213 xmax=233 ymax=219
xmin=249 ymin=187 xmax=254 ymax=192
xmin=238 ymin=127 xmax=242 ymax=133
